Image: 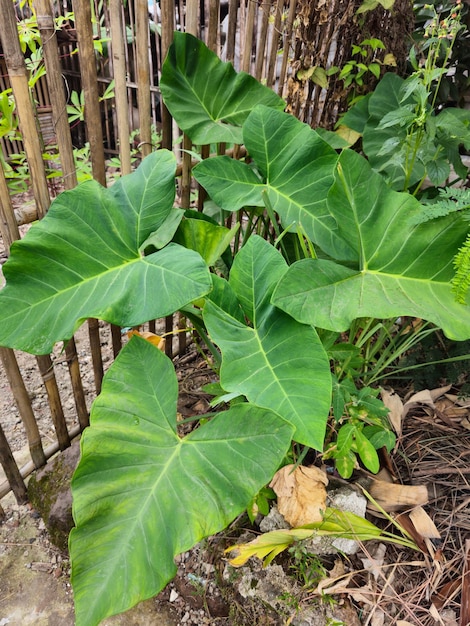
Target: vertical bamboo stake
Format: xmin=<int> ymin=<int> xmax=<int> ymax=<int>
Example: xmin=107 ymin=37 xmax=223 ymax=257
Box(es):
xmin=278 ymin=0 xmax=297 ymax=97
xmin=161 ymin=0 xmax=175 ymax=359
xmin=0 ymin=422 xmax=28 ymax=504
xmin=207 ymin=0 xmax=220 ymax=52
xmin=0 ymin=0 xmax=50 ymax=218
xmin=136 ymin=0 xmax=152 ymax=159
xmin=266 ymin=0 xmax=283 ymax=88
xmin=71 ymin=0 xmax=106 ymax=185
xmin=225 ymin=0 xmax=238 ymax=64
xmin=241 ymin=0 xmax=256 ymax=73
xmin=110 ymin=0 xmax=132 ymax=175
xmin=36 ymin=355 xmax=70 ymax=450
xmin=35 ymin=0 xmax=78 ymax=189
xmin=255 ymin=2 xmax=271 ymax=81
xmin=0 ymin=160 xmax=20 ymax=249
xmin=0 ymin=348 xmax=46 ymax=468
xmin=64 ymin=339 xmax=89 ymax=430
xmin=72 ymin=0 xmax=106 ymax=388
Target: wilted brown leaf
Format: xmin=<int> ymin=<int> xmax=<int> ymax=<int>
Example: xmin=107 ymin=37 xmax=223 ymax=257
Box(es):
xmin=380 ymin=388 xmax=404 ymax=436
xmin=269 ymin=464 xmax=328 ymax=527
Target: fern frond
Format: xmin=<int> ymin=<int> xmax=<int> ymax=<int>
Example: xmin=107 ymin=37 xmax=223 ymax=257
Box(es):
xmin=411 ymin=186 xmax=470 ymax=225
xmin=452 ymin=232 xmax=470 ymax=305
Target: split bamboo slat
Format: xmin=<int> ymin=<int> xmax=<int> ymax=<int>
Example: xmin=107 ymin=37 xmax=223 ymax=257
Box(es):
xmin=0 ymin=0 xmax=303 ymax=504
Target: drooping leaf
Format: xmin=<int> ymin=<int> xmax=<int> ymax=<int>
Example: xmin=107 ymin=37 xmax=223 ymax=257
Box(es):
xmin=0 ymin=151 xmax=212 ymax=354
xmin=160 ymin=32 xmax=285 ymax=144
xmin=203 ymin=236 xmax=331 ymax=449
xmin=70 ymin=335 xmax=294 ymax=626
xmin=272 ymin=149 xmax=470 ymax=341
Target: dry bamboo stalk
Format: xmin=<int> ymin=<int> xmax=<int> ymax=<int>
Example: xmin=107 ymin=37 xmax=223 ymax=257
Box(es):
xmin=254 ymin=2 xmax=270 ymax=81
xmin=88 ymin=318 xmax=104 ymax=395
xmin=161 ymin=0 xmax=176 ymax=359
xmin=0 ymin=420 xmax=28 ymax=504
xmin=35 ymin=355 xmax=71 ymax=450
xmin=72 ymin=0 xmax=107 ymax=389
xmin=0 ymin=158 xmax=20 ymax=250
xmin=110 ymin=0 xmax=132 ymax=175
xmin=71 ymin=0 xmax=107 ymax=185
xmin=0 ymin=424 xmax=82 ymax=500
xmin=266 ymin=0 xmax=283 ymax=88
xmin=64 ymin=339 xmax=89 ymax=430
xmin=241 ymin=0 xmax=257 ymax=73
xmin=278 ymin=0 xmax=297 ymax=97
xmin=0 ymin=0 xmax=50 ymax=218
xmin=0 ymin=347 xmax=46 ymax=468
xmin=34 ymin=0 xmax=78 ymax=189
xmin=186 ymin=0 xmax=199 ymax=35
xmin=136 ymin=0 xmax=152 ymax=159
xmin=225 ymin=0 xmax=239 ymax=64
xmin=207 ymin=0 xmax=220 ymax=52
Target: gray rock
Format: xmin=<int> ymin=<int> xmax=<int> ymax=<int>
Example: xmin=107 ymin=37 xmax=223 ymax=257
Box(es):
xmin=27 ymin=440 xmax=80 ymax=551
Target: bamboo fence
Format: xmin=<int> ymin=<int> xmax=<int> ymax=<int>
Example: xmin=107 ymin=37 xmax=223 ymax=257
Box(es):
xmin=0 ymin=0 xmax=410 ymax=511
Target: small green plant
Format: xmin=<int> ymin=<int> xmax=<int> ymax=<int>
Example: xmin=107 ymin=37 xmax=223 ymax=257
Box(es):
xmin=341 ymin=0 xmax=470 ymax=192
xmin=329 ymin=38 xmax=395 ymax=103
xmin=288 ymin=543 xmax=329 ymax=588
xmin=0 ymin=33 xmax=468 ymax=626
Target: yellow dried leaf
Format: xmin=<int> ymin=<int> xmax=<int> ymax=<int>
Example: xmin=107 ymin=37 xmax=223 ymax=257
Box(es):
xmin=269 ymin=464 xmax=328 ymax=527
xmin=408 ymin=506 xmax=440 ymax=539
xmin=127 ymin=329 xmax=165 ymax=351
xmin=380 ymin=388 xmax=403 ymax=436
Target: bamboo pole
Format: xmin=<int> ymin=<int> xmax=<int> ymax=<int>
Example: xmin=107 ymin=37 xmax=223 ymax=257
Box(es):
xmin=0 ymin=0 xmax=50 ymax=219
xmin=71 ymin=0 xmax=107 ymax=387
xmin=161 ymin=0 xmax=175 ymax=359
xmin=278 ymin=0 xmax=297 ymax=97
xmin=266 ymin=0 xmax=283 ymax=88
xmin=0 ymin=348 xmax=46 ymax=468
xmin=110 ymin=0 xmax=132 ymax=175
xmin=36 ymin=355 xmax=71 ymax=450
xmin=0 ymin=422 xmax=28 ymax=504
xmin=71 ymin=0 xmax=106 ymax=185
xmin=136 ymin=0 xmax=152 ymax=159
xmin=255 ymin=2 xmax=271 ymax=82
xmin=0 ymin=160 xmax=20 ymax=249
xmin=226 ymin=0 xmax=238 ymax=64
xmin=64 ymin=339 xmax=89 ymax=430
xmin=241 ymin=0 xmax=256 ymax=73
xmin=207 ymin=0 xmax=220 ymax=52
xmin=34 ymin=0 xmax=78 ymax=189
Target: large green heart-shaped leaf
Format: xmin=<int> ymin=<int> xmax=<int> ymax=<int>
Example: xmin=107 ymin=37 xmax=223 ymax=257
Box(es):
xmin=193 ymin=106 xmax=340 ymax=253
xmin=0 ymin=151 xmax=212 ymax=354
xmin=272 ymin=150 xmax=470 ymax=341
xmin=203 ymin=236 xmax=331 ymax=449
xmin=70 ymin=335 xmax=293 ymax=626
xmin=160 ymin=33 xmax=285 ymax=145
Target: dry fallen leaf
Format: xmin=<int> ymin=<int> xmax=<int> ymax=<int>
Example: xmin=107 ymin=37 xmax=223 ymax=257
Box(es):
xmin=127 ymin=329 xmax=166 ymax=351
xmin=367 ymin=478 xmax=428 ymax=512
xmin=269 ymin=464 xmax=328 ymax=527
xmin=402 ymin=385 xmax=452 ymax=419
xmin=408 ymin=506 xmax=440 ymax=539
xmin=380 ymin=388 xmax=404 ymax=436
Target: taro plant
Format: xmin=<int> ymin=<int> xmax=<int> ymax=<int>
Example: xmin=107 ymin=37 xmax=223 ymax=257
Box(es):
xmin=0 ymin=32 xmax=470 ymax=626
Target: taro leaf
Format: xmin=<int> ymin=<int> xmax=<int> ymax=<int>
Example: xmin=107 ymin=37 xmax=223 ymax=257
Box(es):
xmin=160 ymin=32 xmax=285 ymax=145
xmin=0 ymin=151 xmax=212 ymax=354
xmin=70 ymin=335 xmax=294 ymax=626
xmin=194 ymin=106 xmax=340 ymax=251
xmin=272 ymin=149 xmax=470 ymax=341
xmin=173 ymin=216 xmax=237 ymax=266
xmin=193 ymin=156 xmax=266 ymax=212
xmin=203 ymin=236 xmax=331 ymax=449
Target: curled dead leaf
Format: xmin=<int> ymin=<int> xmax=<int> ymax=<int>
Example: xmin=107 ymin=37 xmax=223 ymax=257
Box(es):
xmin=269 ymin=464 xmax=328 ymax=527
